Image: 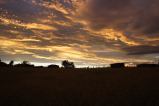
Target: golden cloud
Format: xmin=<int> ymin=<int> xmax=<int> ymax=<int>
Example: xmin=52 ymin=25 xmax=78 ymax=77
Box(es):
xmin=0 ymin=17 xmax=56 ymax=30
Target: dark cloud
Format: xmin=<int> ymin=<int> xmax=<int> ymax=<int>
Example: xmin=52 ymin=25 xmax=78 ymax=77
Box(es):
xmin=123 ymin=45 xmax=159 ymax=55
xmin=0 ymin=0 xmax=42 ymax=22
xmin=84 ymin=0 xmax=159 ymax=35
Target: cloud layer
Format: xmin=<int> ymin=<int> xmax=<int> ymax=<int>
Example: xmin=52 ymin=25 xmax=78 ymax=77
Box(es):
xmin=0 ymin=0 xmax=159 ymax=66
xmin=83 ymin=0 xmax=159 ymax=35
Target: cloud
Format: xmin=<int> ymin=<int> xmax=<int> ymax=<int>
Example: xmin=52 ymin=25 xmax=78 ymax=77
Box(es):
xmin=77 ymin=0 xmax=159 ymax=54
xmin=82 ymin=0 xmax=159 ymax=35
xmin=0 ymin=0 xmax=42 ymax=21
xmin=124 ymin=45 xmax=159 ymax=55
xmin=0 ymin=0 xmax=159 ymax=66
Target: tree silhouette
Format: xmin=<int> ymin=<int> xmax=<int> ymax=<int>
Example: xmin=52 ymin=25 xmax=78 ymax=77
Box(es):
xmin=22 ymin=61 xmax=29 ymax=65
xmin=15 ymin=61 xmax=34 ymax=68
xmin=9 ymin=60 xmax=14 ymax=66
xmin=48 ymin=64 xmax=60 ymax=69
xmin=0 ymin=59 xmax=8 ymax=67
xmin=111 ymin=63 xmax=125 ymax=68
xmin=62 ymin=60 xmax=75 ymax=68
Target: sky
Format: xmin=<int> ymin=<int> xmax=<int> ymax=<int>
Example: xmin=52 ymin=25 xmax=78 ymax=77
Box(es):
xmin=0 ymin=0 xmax=159 ymax=67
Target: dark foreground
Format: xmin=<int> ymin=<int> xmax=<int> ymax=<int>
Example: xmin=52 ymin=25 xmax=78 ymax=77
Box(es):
xmin=0 ymin=68 xmax=159 ymax=106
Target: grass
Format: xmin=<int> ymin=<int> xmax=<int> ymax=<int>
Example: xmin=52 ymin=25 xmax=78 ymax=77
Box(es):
xmin=0 ymin=67 xmax=159 ymax=106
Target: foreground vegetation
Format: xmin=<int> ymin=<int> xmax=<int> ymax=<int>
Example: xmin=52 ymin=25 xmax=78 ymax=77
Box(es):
xmin=0 ymin=67 xmax=159 ymax=106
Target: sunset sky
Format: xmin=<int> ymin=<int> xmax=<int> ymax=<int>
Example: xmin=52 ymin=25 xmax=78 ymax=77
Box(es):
xmin=0 ymin=0 xmax=159 ymax=67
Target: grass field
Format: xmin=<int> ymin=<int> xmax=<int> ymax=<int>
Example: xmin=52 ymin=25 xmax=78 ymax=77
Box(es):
xmin=0 ymin=67 xmax=159 ymax=106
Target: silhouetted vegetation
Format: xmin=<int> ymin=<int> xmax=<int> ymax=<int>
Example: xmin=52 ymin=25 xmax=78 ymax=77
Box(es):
xmin=1 ymin=58 xmax=159 ymax=70
xmin=62 ymin=60 xmax=75 ymax=69
xmin=14 ymin=61 xmax=34 ymax=68
xmin=111 ymin=63 xmax=125 ymax=68
xmin=9 ymin=60 xmax=14 ymax=67
xmin=48 ymin=64 xmax=60 ymax=69
xmin=0 ymin=59 xmax=8 ymax=67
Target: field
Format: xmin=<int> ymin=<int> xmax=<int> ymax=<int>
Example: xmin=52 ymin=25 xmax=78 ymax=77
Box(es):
xmin=0 ymin=67 xmax=159 ymax=106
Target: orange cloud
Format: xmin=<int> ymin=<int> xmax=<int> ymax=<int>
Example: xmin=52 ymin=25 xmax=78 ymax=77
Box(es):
xmin=0 ymin=17 xmax=56 ymax=30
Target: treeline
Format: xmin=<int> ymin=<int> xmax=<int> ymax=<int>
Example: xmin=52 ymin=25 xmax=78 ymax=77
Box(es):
xmin=0 ymin=59 xmax=75 ymax=69
xmin=1 ymin=59 xmax=159 ymax=70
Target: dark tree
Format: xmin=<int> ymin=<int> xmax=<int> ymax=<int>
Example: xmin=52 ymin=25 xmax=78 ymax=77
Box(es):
xmin=0 ymin=59 xmax=8 ymax=67
xmin=22 ymin=61 xmax=29 ymax=65
xmin=62 ymin=60 xmax=75 ymax=68
xmin=111 ymin=63 xmax=125 ymax=68
xmin=48 ymin=64 xmax=60 ymax=69
xmin=15 ymin=61 xmax=34 ymax=68
xmin=9 ymin=60 xmax=14 ymax=66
